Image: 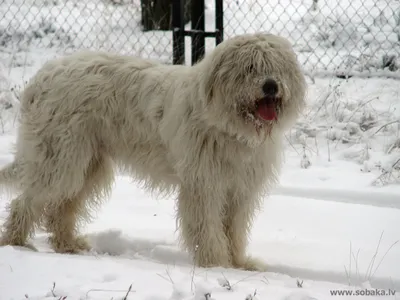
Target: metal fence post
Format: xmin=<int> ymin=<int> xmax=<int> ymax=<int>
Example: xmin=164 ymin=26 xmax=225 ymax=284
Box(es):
xmin=191 ymin=0 xmax=205 ymax=65
xmin=172 ymin=0 xmax=185 ymax=65
xmin=215 ymin=0 xmax=223 ymax=45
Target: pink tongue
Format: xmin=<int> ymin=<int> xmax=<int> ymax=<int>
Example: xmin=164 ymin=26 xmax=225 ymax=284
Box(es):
xmin=257 ymin=103 xmax=277 ymax=121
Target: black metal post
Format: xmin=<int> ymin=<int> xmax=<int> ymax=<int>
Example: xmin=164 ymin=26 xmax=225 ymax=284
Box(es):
xmin=141 ymin=0 xmax=151 ymax=31
xmin=215 ymin=0 xmax=223 ymax=45
xmin=172 ymin=0 xmax=185 ymax=64
xmin=191 ymin=0 xmax=205 ymax=65
xmin=173 ymin=0 xmax=223 ymax=65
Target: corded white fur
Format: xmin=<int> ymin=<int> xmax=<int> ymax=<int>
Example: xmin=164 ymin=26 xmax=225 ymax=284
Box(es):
xmin=0 ymin=33 xmax=306 ymax=270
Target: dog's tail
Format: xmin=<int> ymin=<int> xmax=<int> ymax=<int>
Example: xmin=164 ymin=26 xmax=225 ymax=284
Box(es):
xmin=0 ymin=161 xmax=20 ymax=192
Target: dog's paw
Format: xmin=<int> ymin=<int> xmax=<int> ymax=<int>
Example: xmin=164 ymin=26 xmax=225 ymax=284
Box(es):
xmin=49 ymin=235 xmax=92 ymax=254
xmin=73 ymin=235 xmax=92 ymax=252
xmin=0 ymin=236 xmax=37 ymax=251
xmin=0 ymin=241 xmax=38 ymax=252
xmin=234 ymin=256 xmax=268 ymax=272
xmin=194 ymin=254 xmax=232 ymax=269
xmin=196 ymin=259 xmax=232 ymax=269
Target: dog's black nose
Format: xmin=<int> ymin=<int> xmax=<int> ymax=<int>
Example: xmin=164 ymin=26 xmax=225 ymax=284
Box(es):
xmin=262 ymin=78 xmax=278 ymax=96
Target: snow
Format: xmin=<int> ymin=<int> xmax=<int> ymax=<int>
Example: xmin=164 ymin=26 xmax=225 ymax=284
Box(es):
xmin=0 ymin=173 xmax=399 ymax=299
xmin=1 ymin=0 xmax=400 ymax=299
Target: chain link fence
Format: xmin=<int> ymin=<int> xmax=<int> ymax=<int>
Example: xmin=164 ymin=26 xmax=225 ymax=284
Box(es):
xmin=0 ymin=0 xmax=174 ymax=63
xmin=224 ymin=0 xmax=400 ymax=75
xmin=0 ymin=0 xmax=400 ymax=74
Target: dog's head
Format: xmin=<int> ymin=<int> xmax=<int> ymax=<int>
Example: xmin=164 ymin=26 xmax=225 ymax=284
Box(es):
xmin=199 ymin=33 xmax=307 ymax=147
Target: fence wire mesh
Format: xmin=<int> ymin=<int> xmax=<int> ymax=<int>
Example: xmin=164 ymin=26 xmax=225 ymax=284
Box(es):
xmin=0 ymin=0 xmax=400 ymax=74
xmin=224 ymin=0 xmax=400 ymax=75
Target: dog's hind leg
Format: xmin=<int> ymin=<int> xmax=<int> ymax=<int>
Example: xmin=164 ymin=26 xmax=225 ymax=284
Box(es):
xmin=44 ymin=156 xmax=114 ymax=253
xmin=0 ymin=153 xmax=96 ymax=250
xmin=0 ymin=161 xmax=36 ymax=248
xmin=0 ymin=188 xmax=45 ymax=249
xmin=44 ymin=194 xmax=91 ymax=253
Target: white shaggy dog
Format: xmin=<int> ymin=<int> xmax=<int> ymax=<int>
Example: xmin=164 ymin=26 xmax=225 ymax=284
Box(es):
xmin=0 ymin=33 xmax=306 ymax=271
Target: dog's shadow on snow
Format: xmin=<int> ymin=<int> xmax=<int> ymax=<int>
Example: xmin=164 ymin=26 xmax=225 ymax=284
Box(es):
xmin=86 ymin=229 xmax=191 ymax=266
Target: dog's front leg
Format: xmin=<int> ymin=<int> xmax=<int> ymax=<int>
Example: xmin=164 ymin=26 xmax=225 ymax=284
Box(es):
xmin=177 ymin=182 xmax=231 ymax=268
xmin=224 ymin=191 xmax=268 ymax=272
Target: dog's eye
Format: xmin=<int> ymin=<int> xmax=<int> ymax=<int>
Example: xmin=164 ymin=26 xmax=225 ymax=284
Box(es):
xmin=246 ymin=64 xmax=255 ymax=73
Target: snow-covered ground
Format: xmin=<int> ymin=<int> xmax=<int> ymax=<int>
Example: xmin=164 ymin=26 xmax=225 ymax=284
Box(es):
xmin=1 ymin=0 xmax=400 ymax=299
xmin=0 ymin=173 xmax=399 ymax=300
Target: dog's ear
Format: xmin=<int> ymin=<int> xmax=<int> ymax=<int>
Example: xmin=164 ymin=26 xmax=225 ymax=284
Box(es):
xmin=203 ymin=53 xmax=225 ymax=105
xmin=202 ymin=42 xmax=241 ymax=105
xmin=203 ymin=59 xmax=217 ymax=104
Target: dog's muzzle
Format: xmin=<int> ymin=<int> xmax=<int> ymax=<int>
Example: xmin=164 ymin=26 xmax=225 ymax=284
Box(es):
xmin=256 ymin=79 xmax=280 ymax=121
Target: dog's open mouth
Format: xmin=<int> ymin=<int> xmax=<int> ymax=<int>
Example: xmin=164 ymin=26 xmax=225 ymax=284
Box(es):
xmin=255 ymin=96 xmax=279 ymax=121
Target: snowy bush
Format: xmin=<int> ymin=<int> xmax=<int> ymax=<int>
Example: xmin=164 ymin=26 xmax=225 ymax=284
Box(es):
xmin=0 ymin=62 xmax=21 ymax=133
xmin=286 ymin=77 xmax=400 ymax=185
xmin=0 ymin=64 xmax=13 ymax=110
